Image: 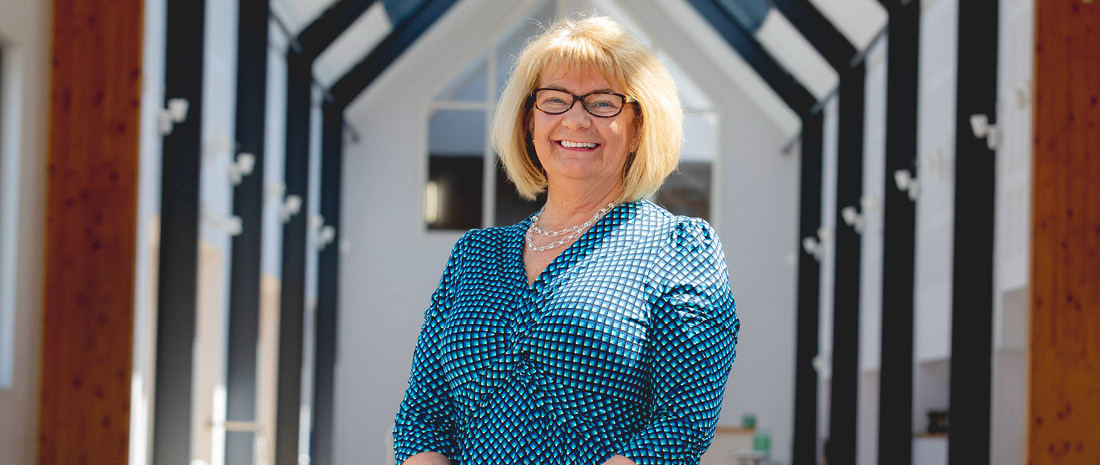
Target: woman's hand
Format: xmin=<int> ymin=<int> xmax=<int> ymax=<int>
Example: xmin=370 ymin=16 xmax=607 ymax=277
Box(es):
xmin=601 ymin=454 xmax=637 ymax=465
xmin=402 ymin=452 xmax=451 ymax=465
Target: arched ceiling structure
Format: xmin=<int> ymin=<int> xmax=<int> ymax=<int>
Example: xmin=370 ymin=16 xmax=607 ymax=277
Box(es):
xmin=271 ymin=0 xmax=886 ymax=135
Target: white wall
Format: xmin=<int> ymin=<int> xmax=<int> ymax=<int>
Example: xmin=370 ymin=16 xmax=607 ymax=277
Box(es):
xmin=912 ymin=1 xmax=957 ymax=463
xmin=335 ymin=0 xmax=798 ymax=463
xmin=0 ymin=0 xmax=51 ymax=463
xmin=857 ymin=36 xmax=888 ymax=465
xmin=990 ymin=0 xmax=1034 ymax=462
xmin=130 ymin=0 xmax=168 ymax=462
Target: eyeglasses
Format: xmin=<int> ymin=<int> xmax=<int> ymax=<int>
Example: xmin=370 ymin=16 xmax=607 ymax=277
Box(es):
xmin=529 ymin=88 xmax=637 ymax=118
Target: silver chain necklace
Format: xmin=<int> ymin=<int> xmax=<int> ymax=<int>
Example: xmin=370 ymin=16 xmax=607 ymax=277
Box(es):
xmin=525 ymin=203 xmax=616 ymax=252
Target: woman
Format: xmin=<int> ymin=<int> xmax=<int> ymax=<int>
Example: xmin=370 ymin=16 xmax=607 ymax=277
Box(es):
xmin=393 ymin=14 xmax=739 ymax=465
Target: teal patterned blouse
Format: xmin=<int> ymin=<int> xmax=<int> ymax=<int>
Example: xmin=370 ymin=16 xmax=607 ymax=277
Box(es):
xmin=393 ymin=200 xmax=739 ymax=465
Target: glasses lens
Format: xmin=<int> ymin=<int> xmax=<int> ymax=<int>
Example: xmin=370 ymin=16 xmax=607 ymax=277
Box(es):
xmin=585 ymin=93 xmax=624 ymax=117
xmin=534 ymin=90 xmax=573 ymax=114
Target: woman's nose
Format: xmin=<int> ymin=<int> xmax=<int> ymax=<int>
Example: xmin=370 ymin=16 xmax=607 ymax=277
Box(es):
xmin=560 ymin=102 xmax=592 ymax=130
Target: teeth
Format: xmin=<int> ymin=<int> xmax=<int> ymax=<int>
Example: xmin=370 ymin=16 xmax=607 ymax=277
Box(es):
xmin=561 ymin=140 xmax=598 ymax=148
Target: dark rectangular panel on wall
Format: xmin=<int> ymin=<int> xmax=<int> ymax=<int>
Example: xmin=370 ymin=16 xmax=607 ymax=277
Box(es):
xmin=1030 ymin=2 xmax=1100 ymax=465
xmin=275 ymin=50 xmax=313 ymax=465
xmin=225 ymin=0 xmax=269 ymax=463
xmin=38 ymin=0 xmax=143 ymax=462
xmin=827 ymin=64 xmax=866 ymax=465
xmin=947 ymin=0 xmax=998 ymax=463
xmin=152 ymin=0 xmax=206 ymax=463
xmin=877 ymin=1 xmax=919 ymax=464
xmin=792 ymin=109 xmax=824 ymax=465
xmin=310 ymin=102 xmax=345 ymax=465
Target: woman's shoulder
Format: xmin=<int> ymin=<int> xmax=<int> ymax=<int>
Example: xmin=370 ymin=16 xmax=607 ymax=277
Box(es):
xmin=631 ymin=200 xmax=717 ymax=242
xmin=447 ymin=220 xmax=527 ymax=256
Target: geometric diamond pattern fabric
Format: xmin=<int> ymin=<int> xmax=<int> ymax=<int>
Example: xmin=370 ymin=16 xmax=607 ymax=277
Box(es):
xmin=393 ymin=200 xmax=740 ymax=465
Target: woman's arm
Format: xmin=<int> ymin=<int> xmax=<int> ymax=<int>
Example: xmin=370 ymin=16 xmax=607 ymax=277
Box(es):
xmin=392 ymin=234 xmax=470 ymax=464
xmin=615 ymin=220 xmax=740 ymax=464
xmin=403 ymin=452 xmax=451 ymax=465
xmin=602 ymin=454 xmax=637 ymax=465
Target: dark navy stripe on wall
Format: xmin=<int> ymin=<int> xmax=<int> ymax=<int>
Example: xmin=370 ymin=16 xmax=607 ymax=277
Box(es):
xmin=877 ymin=1 xmax=920 ymax=463
xmin=827 ymin=63 xmax=866 ymax=465
xmin=225 ymin=0 xmax=269 ymax=463
xmin=153 ymin=0 xmax=205 ymax=462
xmin=792 ymin=109 xmax=824 ymax=465
xmin=948 ymin=0 xmax=998 ymax=463
xmin=309 ymin=103 xmax=345 ymax=465
xmin=275 ymin=50 xmax=314 ymax=465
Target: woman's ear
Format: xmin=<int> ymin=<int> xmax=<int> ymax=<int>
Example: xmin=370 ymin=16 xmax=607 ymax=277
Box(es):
xmin=630 ymin=114 xmax=643 ymax=152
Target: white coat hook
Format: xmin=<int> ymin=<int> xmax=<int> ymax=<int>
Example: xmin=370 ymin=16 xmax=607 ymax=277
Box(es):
xmin=816 ymin=226 xmax=833 ymax=246
xmin=894 ymin=169 xmax=920 ymax=201
xmin=920 ymin=148 xmax=953 ymax=182
xmin=229 ymin=152 xmax=256 ymax=185
xmin=969 ymin=113 xmax=1001 ymax=150
xmin=279 ymin=194 xmax=302 ymax=223
xmin=201 ymin=206 xmax=243 ymax=236
xmin=801 ymin=226 xmax=832 ymax=262
xmin=266 ymin=182 xmax=286 ymax=204
xmin=317 ymin=225 xmax=336 ymax=251
xmin=157 ymin=98 xmax=189 ymax=135
xmin=841 ymin=205 xmax=866 ymax=234
xmin=802 ymin=236 xmax=823 ymax=261
xmin=203 ymin=134 xmax=236 ymax=159
xmin=1013 ymin=81 xmax=1031 ymax=109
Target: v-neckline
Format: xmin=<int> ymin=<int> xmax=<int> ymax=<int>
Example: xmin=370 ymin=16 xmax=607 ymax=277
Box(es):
xmin=513 ymin=202 xmax=628 ymax=289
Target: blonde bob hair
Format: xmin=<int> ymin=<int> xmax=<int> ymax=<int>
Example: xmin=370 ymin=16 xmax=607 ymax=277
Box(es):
xmin=490 ymin=14 xmax=683 ymax=202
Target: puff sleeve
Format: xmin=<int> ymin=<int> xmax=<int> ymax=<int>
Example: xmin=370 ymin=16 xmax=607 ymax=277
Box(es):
xmin=617 ymin=220 xmax=740 ymax=464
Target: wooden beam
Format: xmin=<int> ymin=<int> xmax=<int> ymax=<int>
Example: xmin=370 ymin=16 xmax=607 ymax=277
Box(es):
xmin=38 ymin=0 xmax=143 ymax=463
xmin=1030 ymin=2 xmax=1100 ymax=464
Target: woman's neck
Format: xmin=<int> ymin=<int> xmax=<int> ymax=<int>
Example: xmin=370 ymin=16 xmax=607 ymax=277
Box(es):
xmin=538 ymin=182 xmax=623 ymax=230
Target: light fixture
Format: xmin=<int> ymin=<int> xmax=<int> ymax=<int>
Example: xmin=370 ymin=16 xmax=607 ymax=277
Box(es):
xmin=229 ymin=152 xmax=256 ymax=185
xmin=894 ymin=169 xmax=920 ymax=201
xmin=157 ymin=98 xmax=189 ymax=135
xmin=969 ymin=113 xmax=1001 ymax=150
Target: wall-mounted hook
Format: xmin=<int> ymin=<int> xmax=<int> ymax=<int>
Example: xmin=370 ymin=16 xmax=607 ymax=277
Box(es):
xmin=157 ymin=98 xmax=189 ymax=135
xmin=894 ymin=169 xmax=920 ymax=201
xmin=969 ymin=113 xmax=1001 ymax=150
xmin=229 ymin=153 xmax=256 ymax=185
xmin=279 ymin=195 xmax=302 ymax=224
xmin=841 ymin=205 xmax=866 ymax=234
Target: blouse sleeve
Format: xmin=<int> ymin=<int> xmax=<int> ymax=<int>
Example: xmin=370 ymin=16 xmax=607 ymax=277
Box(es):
xmin=617 ymin=219 xmax=740 ymax=465
xmin=392 ymin=233 xmax=469 ymax=464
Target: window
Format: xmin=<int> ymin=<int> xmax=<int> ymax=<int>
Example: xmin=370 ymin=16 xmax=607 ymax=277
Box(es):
xmin=424 ymin=1 xmax=718 ymax=230
xmin=424 ymin=6 xmax=551 ymax=231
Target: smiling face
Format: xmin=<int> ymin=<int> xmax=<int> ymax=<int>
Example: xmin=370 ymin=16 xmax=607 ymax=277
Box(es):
xmin=530 ymin=64 xmax=638 ymax=197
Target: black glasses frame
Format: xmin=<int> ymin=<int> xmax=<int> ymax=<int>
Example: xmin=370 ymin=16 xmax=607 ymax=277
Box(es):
xmin=529 ymin=88 xmax=637 ymax=118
